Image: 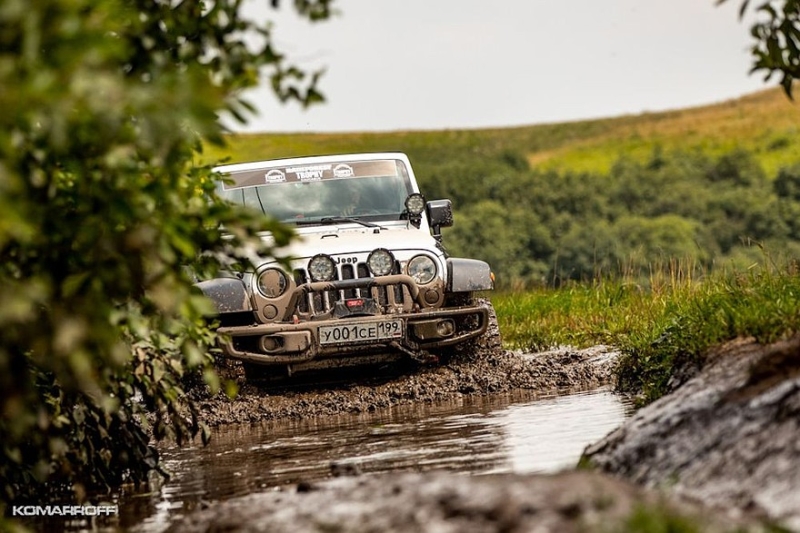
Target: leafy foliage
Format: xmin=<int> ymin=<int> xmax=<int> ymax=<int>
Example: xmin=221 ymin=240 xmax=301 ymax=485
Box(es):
xmin=0 ymin=0 xmax=329 ymax=508
xmin=720 ymin=0 xmax=800 ymax=97
xmin=432 ymin=147 xmax=799 ymax=287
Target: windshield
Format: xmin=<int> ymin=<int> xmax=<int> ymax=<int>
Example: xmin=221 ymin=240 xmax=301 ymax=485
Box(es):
xmin=216 ymin=159 xmax=414 ymax=224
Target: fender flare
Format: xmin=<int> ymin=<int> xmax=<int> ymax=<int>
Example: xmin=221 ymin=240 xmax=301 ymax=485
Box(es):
xmin=195 ymin=277 xmax=252 ymax=314
xmin=446 ymin=258 xmax=494 ymax=292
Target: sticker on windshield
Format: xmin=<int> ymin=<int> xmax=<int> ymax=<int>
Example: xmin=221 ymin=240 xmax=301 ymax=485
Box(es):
xmin=265 ymin=169 xmax=286 ymax=183
xmin=222 ymin=160 xmax=405 ymax=190
xmin=333 ymin=164 xmax=354 ymax=178
xmin=287 ymin=164 xmax=330 ymax=182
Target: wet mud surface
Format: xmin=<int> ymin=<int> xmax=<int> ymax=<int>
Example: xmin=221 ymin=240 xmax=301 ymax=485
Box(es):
xmin=122 ymin=389 xmax=630 ymax=532
xmin=196 ymin=324 xmax=618 ymax=427
xmin=172 ymin=332 xmax=800 ymax=532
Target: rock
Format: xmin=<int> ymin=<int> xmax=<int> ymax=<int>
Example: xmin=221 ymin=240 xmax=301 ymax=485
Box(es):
xmin=169 ymin=471 xmax=754 ymax=533
xmin=583 ymin=334 xmax=800 ymax=530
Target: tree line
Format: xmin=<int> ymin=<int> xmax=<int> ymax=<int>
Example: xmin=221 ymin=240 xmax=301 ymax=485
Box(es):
xmin=414 ymin=148 xmax=800 ymax=286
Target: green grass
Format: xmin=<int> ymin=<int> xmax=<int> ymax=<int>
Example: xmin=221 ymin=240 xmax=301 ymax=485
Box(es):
xmin=619 ymin=502 xmax=791 ymax=533
xmin=493 ymin=262 xmax=704 ymax=352
xmin=493 ymin=260 xmax=800 ymax=403
xmin=621 ymin=503 xmax=705 ymax=533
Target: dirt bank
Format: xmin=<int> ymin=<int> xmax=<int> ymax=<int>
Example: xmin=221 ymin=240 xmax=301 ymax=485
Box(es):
xmin=584 ymin=334 xmax=800 ymax=530
xmin=170 ymin=470 xmax=759 ymax=533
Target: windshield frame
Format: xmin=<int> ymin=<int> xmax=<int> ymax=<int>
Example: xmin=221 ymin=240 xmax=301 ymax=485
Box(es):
xmin=216 ymin=158 xmax=415 ymax=226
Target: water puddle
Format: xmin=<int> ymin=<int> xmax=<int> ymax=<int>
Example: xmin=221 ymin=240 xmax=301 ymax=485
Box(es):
xmin=118 ymin=388 xmax=632 ymax=532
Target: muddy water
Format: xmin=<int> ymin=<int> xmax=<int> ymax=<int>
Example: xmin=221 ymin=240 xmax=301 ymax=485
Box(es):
xmin=117 ymin=388 xmax=631 ymax=532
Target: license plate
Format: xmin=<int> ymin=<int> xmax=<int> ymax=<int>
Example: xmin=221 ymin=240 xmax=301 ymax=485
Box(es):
xmin=318 ymin=319 xmax=404 ymax=345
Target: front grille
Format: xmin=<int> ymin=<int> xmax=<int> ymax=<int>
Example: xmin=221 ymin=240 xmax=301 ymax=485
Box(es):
xmin=293 ymin=261 xmax=410 ymax=318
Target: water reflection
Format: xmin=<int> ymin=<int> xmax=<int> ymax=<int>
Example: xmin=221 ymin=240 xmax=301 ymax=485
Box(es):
xmin=120 ymin=388 xmax=631 ymax=532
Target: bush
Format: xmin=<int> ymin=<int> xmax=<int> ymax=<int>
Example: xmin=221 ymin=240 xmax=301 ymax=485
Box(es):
xmin=0 ymin=0 xmax=328 ymax=509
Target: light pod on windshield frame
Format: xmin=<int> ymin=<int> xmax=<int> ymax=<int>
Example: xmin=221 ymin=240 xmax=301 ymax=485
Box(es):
xmin=405 ymin=193 xmax=426 ymax=215
xmin=308 ymin=254 xmax=336 ymax=282
xmin=367 ymin=248 xmax=395 ymax=276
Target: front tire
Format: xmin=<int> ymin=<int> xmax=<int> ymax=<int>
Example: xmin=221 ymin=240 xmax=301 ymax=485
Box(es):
xmin=242 ymin=361 xmax=287 ymax=385
xmin=442 ymin=295 xmax=502 ymax=362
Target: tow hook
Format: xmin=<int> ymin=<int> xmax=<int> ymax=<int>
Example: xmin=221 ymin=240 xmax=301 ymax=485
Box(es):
xmin=390 ymin=341 xmax=439 ymax=364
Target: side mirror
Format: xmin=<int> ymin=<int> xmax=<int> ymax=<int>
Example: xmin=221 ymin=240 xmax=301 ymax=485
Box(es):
xmin=427 ymin=199 xmax=453 ymax=241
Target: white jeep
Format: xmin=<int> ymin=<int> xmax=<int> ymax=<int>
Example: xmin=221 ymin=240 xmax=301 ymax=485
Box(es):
xmin=197 ymin=153 xmax=495 ymax=380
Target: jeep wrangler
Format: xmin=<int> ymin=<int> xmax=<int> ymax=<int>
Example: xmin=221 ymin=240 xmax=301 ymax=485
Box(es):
xmin=197 ymin=153 xmax=495 ymax=380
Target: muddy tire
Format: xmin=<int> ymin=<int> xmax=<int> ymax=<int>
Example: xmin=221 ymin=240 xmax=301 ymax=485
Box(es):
xmin=210 ymin=355 xmax=245 ymax=384
xmin=242 ymin=362 xmax=287 ymax=385
xmin=443 ymin=296 xmax=502 ymax=363
xmin=473 ymin=297 xmax=502 ymax=352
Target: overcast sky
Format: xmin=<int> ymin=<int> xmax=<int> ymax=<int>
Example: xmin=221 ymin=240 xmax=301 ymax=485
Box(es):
xmin=231 ymin=0 xmax=767 ymax=133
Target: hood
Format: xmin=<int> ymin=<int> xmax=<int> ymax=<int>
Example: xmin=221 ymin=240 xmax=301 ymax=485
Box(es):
xmin=263 ymin=223 xmax=442 ymax=267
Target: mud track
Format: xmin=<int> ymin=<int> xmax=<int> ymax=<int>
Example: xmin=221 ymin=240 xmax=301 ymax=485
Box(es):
xmin=195 ymin=309 xmax=618 ymax=427
xmin=173 ymin=330 xmax=800 ymax=532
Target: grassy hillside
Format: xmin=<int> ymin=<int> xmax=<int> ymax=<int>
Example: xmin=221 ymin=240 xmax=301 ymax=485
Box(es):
xmin=202 ymin=87 xmax=800 ymax=287
xmin=204 ymin=87 xmax=799 ymax=177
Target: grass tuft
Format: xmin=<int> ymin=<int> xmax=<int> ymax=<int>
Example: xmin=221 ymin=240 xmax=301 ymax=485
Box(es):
xmin=494 ymin=259 xmax=800 ymax=403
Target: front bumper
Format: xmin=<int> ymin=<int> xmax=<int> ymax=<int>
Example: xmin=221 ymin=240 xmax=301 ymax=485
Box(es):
xmin=217 ymin=305 xmax=489 ymax=366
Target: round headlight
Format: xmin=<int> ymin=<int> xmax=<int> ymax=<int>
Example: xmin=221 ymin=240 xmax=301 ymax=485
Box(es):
xmin=257 ymin=268 xmax=289 ymax=298
xmin=308 ymin=254 xmax=336 ymax=282
xmin=405 ymin=193 xmax=426 ymax=215
xmin=367 ymin=248 xmax=395 ymax=276
xmin=407 ymin=255 xmax=437 ymax=284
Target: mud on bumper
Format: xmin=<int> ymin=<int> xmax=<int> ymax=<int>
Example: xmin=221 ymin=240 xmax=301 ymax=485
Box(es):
xmin=216 ymin=305 xmax=489 ymax=366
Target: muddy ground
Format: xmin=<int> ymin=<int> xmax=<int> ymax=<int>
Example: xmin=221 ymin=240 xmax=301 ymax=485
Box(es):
xmin=173 ymin=330 xmax=800 ymax=532
xmin=195 ymin=313 xmax=618 ymax=426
